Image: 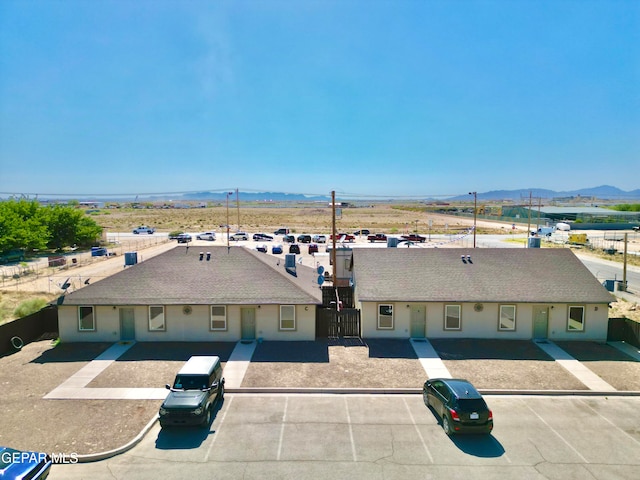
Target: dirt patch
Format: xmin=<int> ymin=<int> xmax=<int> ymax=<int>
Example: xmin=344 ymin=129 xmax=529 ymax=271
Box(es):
xmin=554 ymin=341 xmax=640 ymax=391
xmin=0 ymin=340 xmax=160 ymax=455
xmin=241 ymin=339 xmax=426 ymax=388
xmin=88 ymin=342 xmax=236 ymax=388
xmin=429 ymin=339 xmax=588 ymax=390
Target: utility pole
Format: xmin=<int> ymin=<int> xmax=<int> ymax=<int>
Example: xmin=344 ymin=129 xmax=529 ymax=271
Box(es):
xmin=331 ymin=191 xmax=337 ymax=285
xmin=235 ymin=188 xmax=240 ymax=230
xmin=468 ymin=191 xmax=477 ymax=248
xmin=623 ymin=232 xmax=628 ymax=291
xmin=226 ymin=191 xmax=233 ymax=249
xmin=526 ymin=191 xmax=532 ymax=248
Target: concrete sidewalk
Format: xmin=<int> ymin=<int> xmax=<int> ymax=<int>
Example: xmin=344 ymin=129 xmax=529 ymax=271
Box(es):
xmin=410 ymin=338 xmax=452 ymax=379
xmin=534 ymin=340 xmax=616 ymax=391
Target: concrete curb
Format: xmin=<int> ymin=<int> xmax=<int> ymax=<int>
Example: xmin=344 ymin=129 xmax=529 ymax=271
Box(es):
xmin=74 ymin=413 xmax=159 ymax=463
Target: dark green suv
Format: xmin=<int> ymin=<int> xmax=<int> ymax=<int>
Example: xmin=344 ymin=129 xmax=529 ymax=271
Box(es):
xmin=159 ymin=356 xmax=225 ymax=428
xmin=0 ymin=249 xmax=25 ymax=264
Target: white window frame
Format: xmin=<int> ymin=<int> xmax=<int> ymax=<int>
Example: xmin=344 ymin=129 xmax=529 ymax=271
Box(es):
xmin=280 ymin=305 xmax=296 ymax=331
xmin=377 ymin=304 xmax=394 ymax=329
xmin=567 ymin=305 xmax=585 ymax=332
xmin=444 ymin=305 xmax=461 ymax=330
xmin=210 ymin=305 xmax=227 ymax=331
xmin=148 ymin=305 xmax=165 ymax=332
xmin=78 ymin=306 xmax=95 ymax=331
xmin=498 ymin=305 xmax=516 ymax=331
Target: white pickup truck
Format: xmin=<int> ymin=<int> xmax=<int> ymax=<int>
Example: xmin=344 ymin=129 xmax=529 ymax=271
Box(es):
xmin=133 ymin=226 xmax=155 ymax=234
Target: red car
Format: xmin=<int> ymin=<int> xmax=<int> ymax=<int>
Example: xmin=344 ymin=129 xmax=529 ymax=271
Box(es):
xmin=401 ymin=234 xmax=426 ymax=243
xmin=329 ymin=233 xmax=355 ymax=242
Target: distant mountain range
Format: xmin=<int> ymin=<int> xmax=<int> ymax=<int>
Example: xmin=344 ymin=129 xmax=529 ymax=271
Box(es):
xmin=447 ymin=185 xmax=640 ymax=202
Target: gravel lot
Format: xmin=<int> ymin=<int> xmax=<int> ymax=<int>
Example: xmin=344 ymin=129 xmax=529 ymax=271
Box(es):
xmin=0 ymin=340 xmax=160 ymax=455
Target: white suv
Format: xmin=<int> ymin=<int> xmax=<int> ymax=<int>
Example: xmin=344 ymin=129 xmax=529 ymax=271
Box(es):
xmin=230 ymin=232 xmax=248 ymax=241
xmin=312 ymin=234 xmax=327 ymax=243
xmin=133 ymin=226 xmax=155 ymax=234
xmin=197 ymin=232 xmax=216 ymax=241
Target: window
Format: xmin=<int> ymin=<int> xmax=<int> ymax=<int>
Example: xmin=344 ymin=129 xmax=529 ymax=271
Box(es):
xmin=78 ymin=306 xmax=95 ymax=331
xmin=378 ymin=304 xmax=394 ymax=329
xmin=149 ymin=306 xmax=165 ymax=331
xmin=444 ymin=305 xmax=461 ymax=330
xmin=567 ymin=306 xmax=585 ymax=331
xmin=280 ymin=305 xmax=295 ymax=330
xmin=499 ymin=305 xmax=516 ymax=331
xmin=210 ymin=305 xmax=227 ymax=331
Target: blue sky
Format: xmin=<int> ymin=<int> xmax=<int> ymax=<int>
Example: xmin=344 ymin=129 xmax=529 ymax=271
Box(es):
xmin=0 ymin=0 xmax=638 ymax=198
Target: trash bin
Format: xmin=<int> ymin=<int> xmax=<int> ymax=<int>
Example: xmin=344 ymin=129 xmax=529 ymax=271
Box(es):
xmin=603 ymin=279 xmax=615 ymax=292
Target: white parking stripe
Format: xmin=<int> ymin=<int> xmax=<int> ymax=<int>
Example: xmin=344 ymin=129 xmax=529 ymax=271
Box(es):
xmin=402 ymin=397 xmax=434 ymax=463
xmin=204 ymin=396 xmax=233 ymax=462
xmin=344 ymin=397 xmax=357 ymax=462
xmin=522 ymin=400 xmax=588 ymax=464
xmin=578 ymin=399 xmax=640 ymax=448
xmin=276 ymin=396 xmax=289 ymax=461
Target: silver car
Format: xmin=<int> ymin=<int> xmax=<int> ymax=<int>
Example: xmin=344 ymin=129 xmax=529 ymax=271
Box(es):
xmin=312 ymin=234 xmax=327 ymax=243
xmin=197 ymin=232 xmax=216 ymax=241
xmin=230 ymin=232 xmax=248 ymax=241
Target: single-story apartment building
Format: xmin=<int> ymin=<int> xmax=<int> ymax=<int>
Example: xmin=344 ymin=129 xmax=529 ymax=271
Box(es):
xmin=350 ymin=248 xmax=614 ymax=342
xmin=58 ymin=246 xmax=323 ymax=342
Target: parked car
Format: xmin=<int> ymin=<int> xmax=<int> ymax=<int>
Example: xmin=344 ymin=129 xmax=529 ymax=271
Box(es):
xmin=0 ymin=249 xmax=26 ymax=264
xmin=159 ymin=356 xmax=224 ymax=428
xmin=401 ymin=234 xmax=426 ymax=243
xmin=283 ymin=235 xmax=295 ymax=243
xmin=177 ymin=233 xmax=192 ymax=244
xmin=330 ymin=233 xmax=355 ymax=242
xmin=168 ymin=231 xmax=184 ymax=240
xmin=256 ymin=243 xmax=268 ymax=253
xmin=297 ymin=234 xmax=312 ymax=243
xmin=230 ymin=232 xmax=248 ymax=241
xmin=197 ymin=232 xmax=216 ymax=241
xmin=353 ymin=229 xmax=370 ymax=236
xmin=91 ymin=246 xmax=108 ymax=256
xmin=423 ymin=378 xmax=493 ymax=436
xmin=253 ymin=233 xmax=274 ymax=241
xmin=308 ymin=243 xmax=319 ymax=254
xmin=274 ymin=228 xmax=290 ymax=235
xmin=312 ymin=234 xmax=327 ymax=243
xmin=272 ymin=244 xmax=283 ymax=254
xmin=367 ymin=233 xmax=387 ymax=242
xmin=133 ymin=225 xmax=155 ymax=234
xmin=289 ymin=244 xmax=301 ymax=254
xmin=0 ymin=446 xmax=52 ymax=479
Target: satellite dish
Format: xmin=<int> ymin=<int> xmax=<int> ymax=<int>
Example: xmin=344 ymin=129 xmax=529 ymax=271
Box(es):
xmin=317 ymin=275 xmax=325 ymax=285
xmin=317 ymin=265 xmax=325 ymax=275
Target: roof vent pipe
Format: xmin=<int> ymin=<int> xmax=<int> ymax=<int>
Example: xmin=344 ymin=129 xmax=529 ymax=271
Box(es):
xmin=466 ymin=255 xmax=471 ymax=261
xmin=206 ymin=252 xmax=211 ymax=261
xmin=199 ymin=252 xmax=204 ymax=261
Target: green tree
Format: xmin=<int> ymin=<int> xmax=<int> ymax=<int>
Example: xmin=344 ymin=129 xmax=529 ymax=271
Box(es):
xmin=0 ymin=199 xmax=49 ymax=252
xmin=44 ymin=205 xmax=102 ymax=250
xmin=0 ymin=199 xmax=102 ymax=252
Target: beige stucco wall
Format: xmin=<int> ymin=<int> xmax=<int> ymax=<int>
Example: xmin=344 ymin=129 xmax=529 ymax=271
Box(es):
xmin=359 ymin=301 xmax=609 ymax=341
xmin=58 ymin=303 xmax=316 ymax=342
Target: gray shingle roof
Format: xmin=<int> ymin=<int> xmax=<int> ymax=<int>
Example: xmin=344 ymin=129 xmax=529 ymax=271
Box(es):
xmin=62 ymin=246 xmax=323 ymax=306
xmin=352 ymin=248 xmax=614 ymax=304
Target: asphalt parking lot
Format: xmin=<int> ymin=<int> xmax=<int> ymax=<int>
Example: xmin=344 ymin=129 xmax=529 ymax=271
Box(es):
xmin=50 ymin=393 xmax=640 ymax=480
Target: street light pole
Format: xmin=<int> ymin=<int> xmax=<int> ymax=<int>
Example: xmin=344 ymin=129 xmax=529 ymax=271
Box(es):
xmin=469 ymin=191 xmax=477 ymax=248
xmin=226 ymin=191 xmax=233 ymax=249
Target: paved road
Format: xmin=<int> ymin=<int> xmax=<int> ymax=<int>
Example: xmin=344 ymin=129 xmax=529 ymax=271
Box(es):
xmin=50 ymin=394 xmax=640 ymax=480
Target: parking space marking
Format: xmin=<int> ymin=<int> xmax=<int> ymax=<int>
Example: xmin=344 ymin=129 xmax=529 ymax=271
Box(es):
xmin=522 ymin=400 xmax=588 ymax=464
xmin=204 ymin=396 xmax=234 ymax=462
xmin=344 ymin=397 xmax=357 ymax=462
xmin=276 ymin=396 xmax=289 ymax=461
xmin=402 ymin=397 xmax=434 ymax=463
xmin=578 ymin=399 xmax=640 ymax=448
